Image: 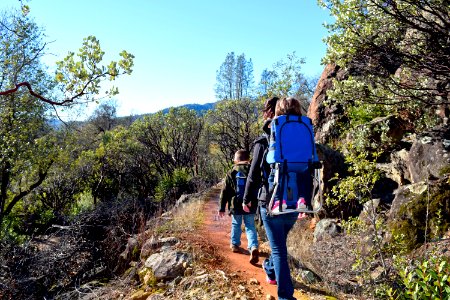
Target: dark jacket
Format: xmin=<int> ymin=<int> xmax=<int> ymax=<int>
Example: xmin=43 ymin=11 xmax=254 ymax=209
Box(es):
xmin=219 ymin=163 xmax=256 ymax=215
xmin=243 ymin=134 xmax=271 ymax=209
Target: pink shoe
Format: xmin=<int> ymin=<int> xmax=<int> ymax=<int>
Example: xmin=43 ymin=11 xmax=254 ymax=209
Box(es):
xmin=271 ymin=200 xmax=287 ymax=213
xmin=297 ymin=197 xmax=306 ymax=210
xmin=266 ymin=276 xmax=277 ymax=285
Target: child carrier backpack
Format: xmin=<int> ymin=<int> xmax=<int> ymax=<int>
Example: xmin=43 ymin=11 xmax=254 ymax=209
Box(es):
xmin=266 ymin=114 xmax=323 ymax=216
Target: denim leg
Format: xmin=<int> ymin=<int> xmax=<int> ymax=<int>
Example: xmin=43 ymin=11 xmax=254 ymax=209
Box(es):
xmin=261 ymin=207 xmax=298 ymax=300
xmin=243 ymin=214 xmax=258 ymax=250
xmin=231 ymin=214 xmax=242 ymax=246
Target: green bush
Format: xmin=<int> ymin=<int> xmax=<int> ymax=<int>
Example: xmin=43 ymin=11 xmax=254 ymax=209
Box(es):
xmin=154 ymin=168 xmax=191 ymax=203
xmin=69 ymin=191 xmax=95 ymax=216
xmin=395 ymin=256 xmax=450 ymax=299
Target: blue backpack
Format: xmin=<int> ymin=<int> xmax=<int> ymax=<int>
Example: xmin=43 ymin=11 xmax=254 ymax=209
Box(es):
xmin=235 ymin=170 xmax=247 ymax=201
xmin=266 ymin=115 xmax=320 ymax=214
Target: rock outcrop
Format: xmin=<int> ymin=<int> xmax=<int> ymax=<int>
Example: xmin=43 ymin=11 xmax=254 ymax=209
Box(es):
xmin=308 ymin=64 xmax=347 ymax=145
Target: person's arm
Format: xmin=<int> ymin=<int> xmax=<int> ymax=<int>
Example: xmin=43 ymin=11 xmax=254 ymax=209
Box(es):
xmin=243 ymin=141 xmax=265 ymax=207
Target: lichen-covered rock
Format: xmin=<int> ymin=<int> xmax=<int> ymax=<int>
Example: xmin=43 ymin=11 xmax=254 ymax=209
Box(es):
xmin=140 ymin=236 xmax=179 ymax=260
xmin=314 ymin=219 xmax=341 ymax=243
xmin=377 ymin=149 xmax=411 ymax=186
xmin=408 ymin=125 xmax=450 ymax=183
xmin=387 ymin=180 xmax=450 ymax=250
xmin=144 ymin=250 xmax=191 ymax=280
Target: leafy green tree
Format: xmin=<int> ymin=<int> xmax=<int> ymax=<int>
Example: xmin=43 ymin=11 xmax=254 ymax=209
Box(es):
xmin=0 ymin=10 xmax=57 ymax=230
xmin=0 ymin=8 xmax=134 ymax=231
xmin=259 ymin=69 xmax=277 ymax=97
xmin=88 ymin=100 xmax=118 ymax=133
xmin=206 ymin=99 xmax=260 ymax=166
xmin=215 ymin=52 xmax=254 ymax=100
xmin=54 ymin=35 xmax=134 ymax=105
xmin=258 ymin=52 xmax=316 ymax=113
xmin=131 ymin=108 xmax=203 ymax=178
xmin=319 ymin=0 xmax=449 ymax=124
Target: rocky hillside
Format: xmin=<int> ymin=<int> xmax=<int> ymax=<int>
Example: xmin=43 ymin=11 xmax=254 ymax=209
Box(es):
xmin=300 ymin=63 xmax=450 ymax=297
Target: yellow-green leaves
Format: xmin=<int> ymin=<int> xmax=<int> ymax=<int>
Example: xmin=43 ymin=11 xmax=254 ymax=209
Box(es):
xmin=398 ymin=256 xmax=450 ymax=299
xmin=55 ymin=35 xmax=134 ymax=104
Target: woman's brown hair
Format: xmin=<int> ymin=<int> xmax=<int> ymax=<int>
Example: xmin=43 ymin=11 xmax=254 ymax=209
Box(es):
xmin=275 ymin=97 xmax=302 ymax=116
xmin=263 ymin=96 xmax=279 ymax=120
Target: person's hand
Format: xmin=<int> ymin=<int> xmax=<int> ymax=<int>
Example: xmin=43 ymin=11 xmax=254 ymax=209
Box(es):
xmin=242 ymin=202 xmax=251 ymax=213
xmin=218 ymin=211 xmax=225 ymax=218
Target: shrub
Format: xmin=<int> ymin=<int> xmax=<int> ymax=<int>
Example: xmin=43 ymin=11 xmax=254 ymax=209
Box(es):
xmin=154 ymin=168 xmax=191 ymax=204
xmin=393 ymin=256 xmax=450 ymax=299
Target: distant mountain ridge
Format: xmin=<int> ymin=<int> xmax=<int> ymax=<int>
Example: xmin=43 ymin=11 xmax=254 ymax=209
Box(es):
xmin=160 ymin=102 xmax=216 ymax=115
xmin=48 ymin=102 xmax=217 ymax=129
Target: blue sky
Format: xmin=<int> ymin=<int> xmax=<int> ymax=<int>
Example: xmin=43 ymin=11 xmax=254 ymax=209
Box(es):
xmin=1 ymin=0 xmax=333 ymax=117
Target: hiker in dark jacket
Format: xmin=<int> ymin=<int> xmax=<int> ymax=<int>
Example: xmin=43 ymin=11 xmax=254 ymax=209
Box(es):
xmin=218 ymin=149 xmax=259 ymax=264
xmin=242 ymin=97 xmax=278 ymax=211
xmin=243 ymin=96 xmax=300 ymax=300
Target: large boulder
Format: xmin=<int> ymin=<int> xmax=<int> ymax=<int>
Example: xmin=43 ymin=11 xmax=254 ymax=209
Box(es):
xmin=387 ymin=179 xmax=450 ymax=250
xmin=316 ymin=143 xmax=346 ymax=195
xmin=308 ymin=64 xmax=348 ymax=144
xmin=377 ymin=149 xmax=411 ymax=186
xmin=140 ymin=236 xmax=180 ymax=260
xmin=388 ymin=182 xmax=427 ymax=219
xmin=408 ymin=125 xmax=450 ymax=183
xmin=144 ymin=250 xmax=191 ymax=280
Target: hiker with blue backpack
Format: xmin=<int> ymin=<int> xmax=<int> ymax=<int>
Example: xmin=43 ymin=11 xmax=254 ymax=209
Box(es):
xmin=243 ymin=97 xmax=319 ymax=300
xmin=218 ymin=149 xmax=259 ymax=264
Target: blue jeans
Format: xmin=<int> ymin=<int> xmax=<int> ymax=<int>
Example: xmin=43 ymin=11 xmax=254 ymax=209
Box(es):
xmin=231 ymin=214 xmax=258 ymax=250
xmin=261 ymin=206 xmax=298 ymax=300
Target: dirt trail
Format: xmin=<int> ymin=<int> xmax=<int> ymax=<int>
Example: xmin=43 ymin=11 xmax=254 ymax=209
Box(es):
xmin=201 ymin=187 xmax=311 ymax=300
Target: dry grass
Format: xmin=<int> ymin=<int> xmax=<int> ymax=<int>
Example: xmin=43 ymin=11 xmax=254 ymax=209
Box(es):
xmin=171 ymin=197 xmax=206 ymax=232
xmin=287 ymin=217 xmax=316 ymax=265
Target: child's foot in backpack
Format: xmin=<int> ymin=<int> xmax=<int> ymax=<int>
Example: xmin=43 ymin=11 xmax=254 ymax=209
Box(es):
xmin=297 ymin=197 xmax=307 ymax=210
xmin=271 ymin=200 xmax=287 ymax=213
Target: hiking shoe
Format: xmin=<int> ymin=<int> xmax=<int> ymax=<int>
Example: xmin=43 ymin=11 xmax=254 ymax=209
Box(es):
xmin=230 ymin=244 xmax=239 ymax=253
xmin=249 ymin=247 xmax=259 ymax=264
xmin=266 ymin=276 xmax=277 ymax=285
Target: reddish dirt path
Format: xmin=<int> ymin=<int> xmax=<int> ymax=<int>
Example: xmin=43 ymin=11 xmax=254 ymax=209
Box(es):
xmin=201 ymin=187 xmax=310 ymax=300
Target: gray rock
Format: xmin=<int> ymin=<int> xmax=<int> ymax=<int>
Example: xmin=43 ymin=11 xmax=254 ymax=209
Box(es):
xmin=408 ymin=125 xmax=450 ymax=183
xmin=144 ymin=250 xmax=191 ymax=280
xmin=147 ymin=294 xmax=165 ymax=300
xmin=388 ymin=182 xmax=427 ymax=219
xmin=377 ymin=149 xmax=410 ymax=185
xmin=299 ymin=269 xmax=317 ymax=284
xmin=314 ymin=219 xmax=340 ymax=243
xmin=175 ymin=192 xmax=201 ymax=208
xmin=140 ymin=236 xmax=179 ymax=260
